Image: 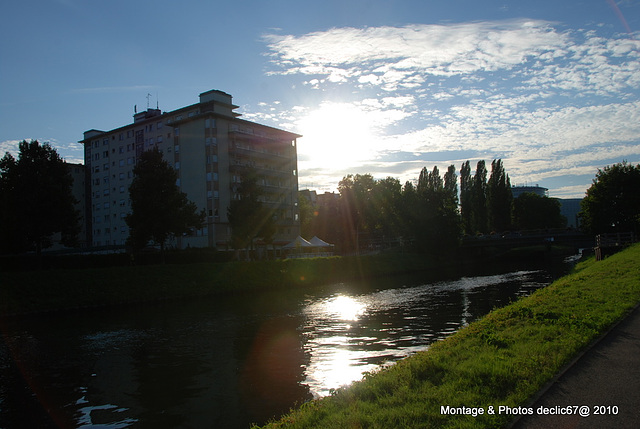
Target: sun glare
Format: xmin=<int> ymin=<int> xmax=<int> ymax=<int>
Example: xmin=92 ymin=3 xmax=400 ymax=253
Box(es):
xmin=326 ymin=295 xmax=366 ymax=321
xmin=297 ymin=102 xmax=380 ymax=169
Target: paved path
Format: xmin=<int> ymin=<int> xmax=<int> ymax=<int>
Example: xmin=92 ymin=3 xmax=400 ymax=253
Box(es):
xmin=511 ymin=304 xmax=640 ymax=429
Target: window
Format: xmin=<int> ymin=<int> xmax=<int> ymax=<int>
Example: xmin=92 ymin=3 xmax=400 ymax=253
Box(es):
xmin=156 ymin=136 xmax=163 ymax=143
xmin=119 ymin=159 xmax=125 ymax=167
xmin=119 ymin=200 xmax=126 ymax=207
xmin=175 ymin=162 xmax=180 ymax=170
xmin=103 ymin=151 xmax=109 ymax=158
xmin=119 ymin=146 xmax=124 ymax=154
xmin=206 ymin=172 xmax=212 ymax=182
xmin=103 ymin=139 xmax=109 ymax=146
xmin=103 ymin=189 xmax=110 ymax=196
xmin=157 ymin=122 xmax=163 ymax=129
xmin=119 ymin=186 xmax=125 ymax=193
xmin=104 ymin=202 xmax=110 ymax=209
xmin=174 ymin=144 xmax=180 ymax=153
xmin=213 ymin=172 xmax=218 ymax=181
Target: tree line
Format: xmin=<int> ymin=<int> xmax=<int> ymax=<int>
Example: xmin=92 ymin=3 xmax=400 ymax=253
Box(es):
xmin=2 ymin=140 xmax=638 ymax=260
xmin=300 ymin=159 xmax=570 ymax=256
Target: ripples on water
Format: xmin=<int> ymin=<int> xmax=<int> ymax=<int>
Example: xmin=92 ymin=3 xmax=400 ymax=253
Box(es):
xmin=0 ymin=269 xmax=553 ymax=428
xmin=300 ymin=270 xmax=548 ymax=397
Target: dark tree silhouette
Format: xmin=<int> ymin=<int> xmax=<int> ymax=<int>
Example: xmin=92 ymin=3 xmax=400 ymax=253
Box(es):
xmin=227 ymin=169 xmax=276 ymax=258
xmin=126 ymin=148 xmax=204 ymax=259
xmin=0 ymin=140 xmax=79 ymax=257
xmin=487 ymin=159 xmax=513 ymax=232
xmin=513 ymin=193 xmax=566 ymax=230
xmin=580 ymin=161 xmax=640 ymax=235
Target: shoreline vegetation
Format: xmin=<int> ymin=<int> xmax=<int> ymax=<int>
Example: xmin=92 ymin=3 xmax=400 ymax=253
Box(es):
xmin=1 ymin=245 xmax=574 ymax=318
xmin=255 ymin=243 xmax=640 ymax=428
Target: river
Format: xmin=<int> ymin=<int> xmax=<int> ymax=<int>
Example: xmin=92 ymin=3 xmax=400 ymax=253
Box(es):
xmin=0 ymin=264 xmax=569 ymax=428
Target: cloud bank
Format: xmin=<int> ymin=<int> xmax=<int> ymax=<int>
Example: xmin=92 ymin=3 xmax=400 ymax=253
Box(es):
xmin=256 ymin=20 xmax=640 ymax=197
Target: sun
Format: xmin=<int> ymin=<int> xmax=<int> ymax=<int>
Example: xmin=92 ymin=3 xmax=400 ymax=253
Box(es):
xmin=297 ymin=102 xmax=380 ymax=169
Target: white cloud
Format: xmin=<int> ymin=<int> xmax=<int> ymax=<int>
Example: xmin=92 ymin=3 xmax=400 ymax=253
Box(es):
xmin=259 ymin=20 xmax=640 ymax=196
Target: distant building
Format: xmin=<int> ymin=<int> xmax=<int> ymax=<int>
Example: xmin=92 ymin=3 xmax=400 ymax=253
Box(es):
xmin=81 ymin=89 xmax=301 ymax=249
xmin=511 ymin=185 xmax=549 ymax=199
xmin=559 ymin=198 xmax=583 ymax=229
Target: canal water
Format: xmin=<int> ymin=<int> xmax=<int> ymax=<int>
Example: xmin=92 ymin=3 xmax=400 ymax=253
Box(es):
xmin=1 ymin=266 xmax=564 ymax=428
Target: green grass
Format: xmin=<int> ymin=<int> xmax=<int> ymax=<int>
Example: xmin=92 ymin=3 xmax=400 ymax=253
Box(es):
xmin=256 ymin=243 xmax=640 ymax=428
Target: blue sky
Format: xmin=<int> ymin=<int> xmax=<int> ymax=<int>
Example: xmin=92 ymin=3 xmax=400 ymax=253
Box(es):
xmin=2 ymin=0 xmax=639 ymax=198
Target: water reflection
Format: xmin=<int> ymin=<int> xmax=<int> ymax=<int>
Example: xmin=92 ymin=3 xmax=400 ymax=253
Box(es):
xmin=300 ymin=270 xmax=549 ymax=397
xmin=0 ymin=268 xmax=555 ymax=428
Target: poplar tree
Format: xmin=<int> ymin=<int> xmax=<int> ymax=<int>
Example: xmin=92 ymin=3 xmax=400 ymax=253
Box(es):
xmin=460 ymin=161 xmax=473 ymax=234
xmin=487 ymin=159 xmax=513 ymax=232
xmin=472 ymin=160 xmax=488 ymax=233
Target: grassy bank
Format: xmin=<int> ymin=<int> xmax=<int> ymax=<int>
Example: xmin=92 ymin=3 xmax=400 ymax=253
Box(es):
xmin=256 ymin=243 xmax=640 ymax=428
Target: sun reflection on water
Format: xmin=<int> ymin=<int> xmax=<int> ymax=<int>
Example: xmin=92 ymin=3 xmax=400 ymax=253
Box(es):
xmin=302 ymin=294 xmax=374 ymax=397
xmin=325 ymin=295 xmax=366 ymax=321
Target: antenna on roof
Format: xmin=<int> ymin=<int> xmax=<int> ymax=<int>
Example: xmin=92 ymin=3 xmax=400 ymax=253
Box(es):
xmin=146 ymin=93 xmax=152 ymax=109
xmin=156 ymin=92 xmax=159 ymax=110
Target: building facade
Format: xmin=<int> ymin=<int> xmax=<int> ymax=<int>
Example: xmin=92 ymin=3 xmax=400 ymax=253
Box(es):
xmin=511 ymin=185 xmax=549 ymax=199
xmin=81 ymin=89 xmax=301 ymax=249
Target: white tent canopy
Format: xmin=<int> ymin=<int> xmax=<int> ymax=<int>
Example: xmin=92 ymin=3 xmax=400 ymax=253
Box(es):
xmin=283 ymin=236 xmax=313 ymax=249
xmin=309 ymin=236 xmax=334 ymax=247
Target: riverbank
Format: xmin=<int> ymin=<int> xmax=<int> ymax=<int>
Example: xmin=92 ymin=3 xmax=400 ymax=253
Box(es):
xmin=0 ymin=246 xmax=574 ymax=317
xmin=256 ymin=243 xmax=640 ymax=428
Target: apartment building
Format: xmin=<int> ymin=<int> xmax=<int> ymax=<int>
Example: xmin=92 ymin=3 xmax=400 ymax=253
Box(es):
xmin=81 ymin=89 xmax=301 ymax=249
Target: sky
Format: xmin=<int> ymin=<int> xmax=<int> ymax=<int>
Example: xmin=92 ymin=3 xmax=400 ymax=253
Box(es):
xmin=1 ymin=0 xmax=639 ymax=198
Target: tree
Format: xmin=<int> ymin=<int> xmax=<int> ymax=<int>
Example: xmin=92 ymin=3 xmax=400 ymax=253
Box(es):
xmin=125 ymin=148 xmax=204 ymax=259
xmin=580 ymin=161 xmax=640 ymax=235
xmin=513 ymin=193 xmax=566 ymax=230
xmin=471 ymin=160 xmax=488 ymax=233
xmin=0 ymin=140 xmax=79 ymax=256
xmin=298 ymin=192 xmax=314 ymax=238
xmin=338 ymin=174 xmax=376 ymax=252
xmin=227 ymin=169 xmax=276 ymax=259
xmin=408 ymin=166 xmax=461 ymax=257
xmin=487 ymin=159 xmax=513 ymax=232
xmin=460 ymin=161 xmax=473 ymax=234
xmin=443 ymin=164 xmax=458 ymax=206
